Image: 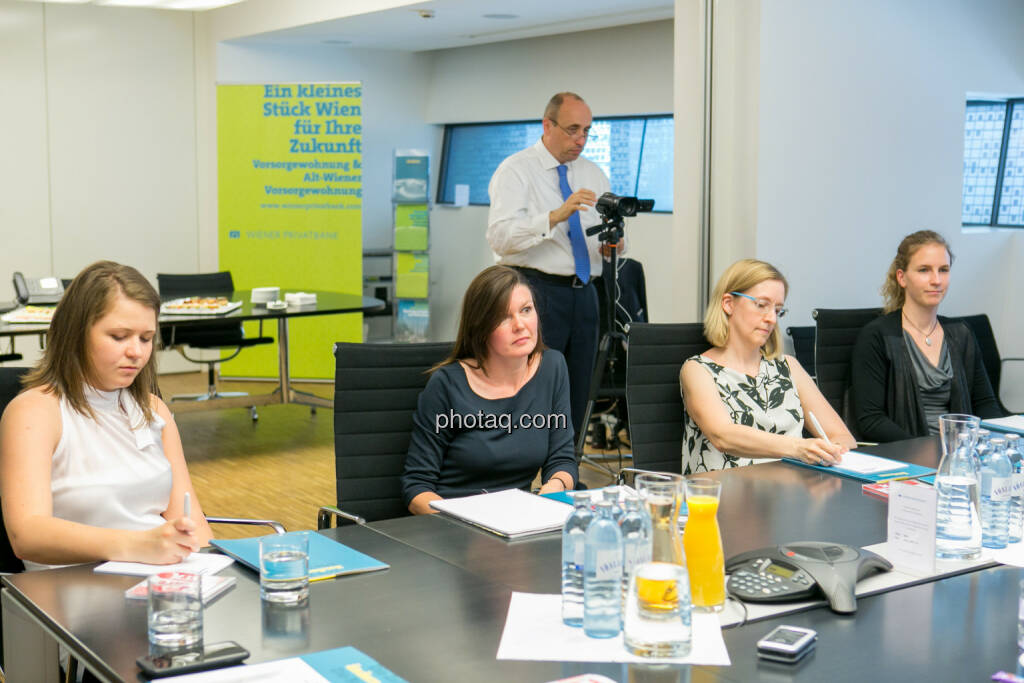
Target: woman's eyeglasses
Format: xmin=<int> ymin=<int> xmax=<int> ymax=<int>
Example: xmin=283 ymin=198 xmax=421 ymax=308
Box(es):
xmin=729 ymin=291 xmax=787 ymax=318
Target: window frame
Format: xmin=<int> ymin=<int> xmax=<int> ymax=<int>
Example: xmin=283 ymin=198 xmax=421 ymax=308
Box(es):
xmin=963 ymin=97 xmax=1024 ymax=228
xmin=435 ymin=113 xmax=674 ymax=214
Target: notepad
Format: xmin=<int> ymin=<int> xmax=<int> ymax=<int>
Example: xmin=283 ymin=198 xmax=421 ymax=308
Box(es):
xmin=429 ymin=489 xmax=573 ymax=539
xmin=95 ymin=552 xmax=234 ymax=577
xmin=125 ymin=574 xmax=236 ymax=603
xmin=982 ymin=415 xmax=1024 ymax=435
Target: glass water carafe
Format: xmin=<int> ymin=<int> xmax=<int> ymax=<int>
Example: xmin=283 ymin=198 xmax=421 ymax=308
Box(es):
xmin=935 ymin=413 xmax=982 ymax=560
xmin=623 ymin=472 xmax=693 ymax=657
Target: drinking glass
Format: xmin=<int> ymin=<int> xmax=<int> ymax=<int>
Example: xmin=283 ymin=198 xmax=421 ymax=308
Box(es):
xmin=623 ymin=472 xmax=692 ymax=658
xmin=147 ymin=571 xmax=202 ymax=648
xmin=683 ymin=478 xmax=725 ymax=612
xmin=260 ymin=533 xmax=310 ymax=604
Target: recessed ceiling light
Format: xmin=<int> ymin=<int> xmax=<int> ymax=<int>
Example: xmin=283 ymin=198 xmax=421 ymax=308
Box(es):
xmin=482 ymin=13 xmax=518 ymax=19
xmin=323 ymin=39 xmax=352 ymax=45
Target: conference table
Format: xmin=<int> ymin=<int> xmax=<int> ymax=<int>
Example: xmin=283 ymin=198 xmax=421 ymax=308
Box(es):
xmin=0 ymin=290 xmax=385 ymax=413
xmin=4 ymin=437 xmax=1022 ymax=681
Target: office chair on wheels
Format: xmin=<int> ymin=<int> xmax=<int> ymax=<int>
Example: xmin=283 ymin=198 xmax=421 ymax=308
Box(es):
xmin=157 ymin=272 xmax=273 ymax=420
xmin=958 ymin=314 xmax=1024 ymax=415
xmin=812 ymin=307 xmax=882 ymax=434
xmin=623 ymin=322 xmax=710 ymax=476
xmin=319 ymin=341 xmax=452 ymax=529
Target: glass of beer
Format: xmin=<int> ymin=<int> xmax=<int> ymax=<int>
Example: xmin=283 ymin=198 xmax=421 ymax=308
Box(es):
xmin=624 ymin=472 xmax=692 ymax=657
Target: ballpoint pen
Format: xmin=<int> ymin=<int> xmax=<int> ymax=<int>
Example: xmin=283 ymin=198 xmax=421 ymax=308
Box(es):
xmin=807 ymin=410 xmax=829 ymax=443
xmin=183 ymin=492 xmax=191 ymax=519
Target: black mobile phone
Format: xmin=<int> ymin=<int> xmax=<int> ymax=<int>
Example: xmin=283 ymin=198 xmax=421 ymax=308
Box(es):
xmin=137 ymin=641 xmax=249 ymax=678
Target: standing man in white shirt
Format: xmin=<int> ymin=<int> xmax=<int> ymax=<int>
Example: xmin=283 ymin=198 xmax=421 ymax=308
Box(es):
xmin=487 ymin=92 xmax=612 ymax=444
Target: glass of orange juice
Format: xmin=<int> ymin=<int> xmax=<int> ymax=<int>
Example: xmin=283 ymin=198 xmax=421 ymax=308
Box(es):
xmin=683 ymin=478 xmax=725 ymax=612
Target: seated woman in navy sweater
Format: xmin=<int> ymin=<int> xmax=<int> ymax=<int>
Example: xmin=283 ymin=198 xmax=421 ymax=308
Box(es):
xmin=402 ymin=266 xmax=578 ymax=515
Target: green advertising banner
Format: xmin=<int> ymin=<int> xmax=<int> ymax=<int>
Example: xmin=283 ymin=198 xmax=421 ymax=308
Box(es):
xmin=217 ymin=83 xmax=363 ymax=379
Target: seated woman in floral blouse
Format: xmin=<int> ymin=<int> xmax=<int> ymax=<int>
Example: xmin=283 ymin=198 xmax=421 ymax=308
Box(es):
xmin=679 ymin=259 xmax=855 ymax=473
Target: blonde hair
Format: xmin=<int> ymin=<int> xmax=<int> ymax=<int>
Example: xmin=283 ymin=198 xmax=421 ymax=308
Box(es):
xmin=881 ymin=230 xmax=954 ymax=313
xmin=23 ymin=261 xmax=161 ymax=422
xmin=704 ymin=259 xmax=789 ymax=360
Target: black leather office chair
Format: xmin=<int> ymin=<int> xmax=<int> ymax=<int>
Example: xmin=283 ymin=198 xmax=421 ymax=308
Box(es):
xmin=319 ymin=341 xmax=453 ymax=529
xmin=812 ymin=307 xmax=882 ymax=427
xmin=959 ymin=313 xmax=1024 ymax=415
xmin=157 ymin=272 xmax=273 ymax=419
xmin=786 ymin=325 xmax=816 ymax=378
xmin=623 ymin=322 xmax=709 ymax=475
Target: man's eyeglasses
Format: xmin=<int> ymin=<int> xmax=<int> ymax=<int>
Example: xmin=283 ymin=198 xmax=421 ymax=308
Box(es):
xmin=729 ymin=291 xmax=788 ymax=318
xmin=549 ymin=119 xmax=590 ymax=141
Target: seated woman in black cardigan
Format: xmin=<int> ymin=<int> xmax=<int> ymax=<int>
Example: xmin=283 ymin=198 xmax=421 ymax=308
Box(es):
xmin=850 ymin=230 xmax=1003 ymax=442
xmin=402 ymin=266 xmax=578 ymax=514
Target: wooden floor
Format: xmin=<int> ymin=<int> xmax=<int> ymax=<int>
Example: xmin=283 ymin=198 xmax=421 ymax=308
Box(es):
xmin=159 ymin=372 xmax=625 ymax=539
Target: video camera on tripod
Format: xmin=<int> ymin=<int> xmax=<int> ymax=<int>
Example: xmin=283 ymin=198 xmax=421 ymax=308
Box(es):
xmin=586 ymin=192 xmax=656 ymax=244
xmin=577 ymin=192 xmax=654 ymax=461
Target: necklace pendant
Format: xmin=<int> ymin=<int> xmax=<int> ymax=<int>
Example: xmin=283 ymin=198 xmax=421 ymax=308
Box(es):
xmin=925 ymin=337 xmax=932 ymax=346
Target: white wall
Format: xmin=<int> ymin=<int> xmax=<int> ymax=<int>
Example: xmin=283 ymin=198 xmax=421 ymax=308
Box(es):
xmin=422 ymin=20 xmax=684 ymax=341
xmin=749 ymin=0 xmax=1024 ymax=406
xmin=0 ymin=1 xmax=199 ymax=370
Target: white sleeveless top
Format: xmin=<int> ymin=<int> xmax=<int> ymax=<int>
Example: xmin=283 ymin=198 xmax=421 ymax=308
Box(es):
xmin=23 ymin=386 xmax=172 ymax=571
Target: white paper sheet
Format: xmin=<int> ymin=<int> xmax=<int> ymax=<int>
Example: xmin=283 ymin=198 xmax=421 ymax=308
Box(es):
xmin=95 ymin=552 xmax=234 ymax=577
xmin=886 ymin=480 xmax=937 ymax=576
xmin=161 ymin=658 xmax=327 ymax=682
xmin=454 ymin=184 xmax=470 ymax=207
xmin=833 ymin=450 xmax=909 ymax=474
xmin=989 ymin=540 xmax=1024 ymax=566
xmin=496 ymin=592 xmax=730 ymax=666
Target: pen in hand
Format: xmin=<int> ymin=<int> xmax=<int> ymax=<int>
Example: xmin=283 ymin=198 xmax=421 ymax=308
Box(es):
xmin=806 ymin=411 xmax=837 ymax=467
xmin=807 ymin=410 xmax=830 ymax=443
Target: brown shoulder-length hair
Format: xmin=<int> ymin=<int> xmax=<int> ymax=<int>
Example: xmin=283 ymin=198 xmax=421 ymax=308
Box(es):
xmin=703 ymin=259 xmax=789 ymax=360
xmin=23 ymin=260 xmax=161 ymax=422
xmin=434 ymin=265 xmax=545 ymax=374
xmin=881 ymin=230 xmax=954 ymax=313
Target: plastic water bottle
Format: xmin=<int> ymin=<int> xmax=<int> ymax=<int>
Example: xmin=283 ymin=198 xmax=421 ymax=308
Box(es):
xmin=1006 ymin=434 xmax=1023 ymax=543
xmin=584 ymin=500 xmax=623 ymax=638
xmin=935 ymin=429 xmax=982 ymax=560
xmin=602 ymin=486 xmax=625 ymax=523
xmin=981 ymin=437 xmax=1012 ymax=549
xmin=974 ymin=429 xmax=992 ymax=469
xmin=619 ymin=495 xmax=652 ymax=608
xmin=561 ymin=492 xmax=593 ymax=626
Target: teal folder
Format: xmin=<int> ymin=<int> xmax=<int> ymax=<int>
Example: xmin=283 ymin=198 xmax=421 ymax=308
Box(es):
xmin=211 ymin=530 xmax=388 ymax=582
xmin=782 ymin=457 xmax=935 ymax=483
xmin=301 ymin=646 xmax=408 ymax=682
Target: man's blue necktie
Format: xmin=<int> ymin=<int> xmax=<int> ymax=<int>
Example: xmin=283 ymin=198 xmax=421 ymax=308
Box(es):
xmin=556 ymin=164 xmax=591 ymax=284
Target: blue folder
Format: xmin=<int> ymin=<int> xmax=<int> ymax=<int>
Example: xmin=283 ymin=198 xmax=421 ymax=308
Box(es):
xmin=782 ymin=457 xmax=935 ymax=483
xmin=211 ymin=530 xmax=388 ymax=582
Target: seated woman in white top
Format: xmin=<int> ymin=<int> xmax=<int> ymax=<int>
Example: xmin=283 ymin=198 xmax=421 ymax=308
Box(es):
xmin=680 ymin=259 xmax=856 ymax=474
xmin=0 ymin=260 xmax=213 ymax=569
